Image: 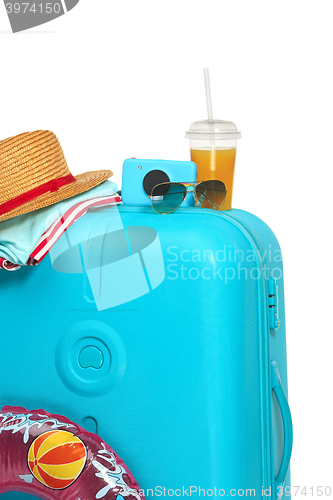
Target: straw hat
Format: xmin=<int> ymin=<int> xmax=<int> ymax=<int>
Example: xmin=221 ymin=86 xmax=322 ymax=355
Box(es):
xmin=0 ymin=130 xmax=113 ymax=221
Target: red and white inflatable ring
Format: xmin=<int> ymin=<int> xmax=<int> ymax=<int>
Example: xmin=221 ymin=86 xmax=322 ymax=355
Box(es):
xmin=0 ymin=406 xmax=144 ymax=500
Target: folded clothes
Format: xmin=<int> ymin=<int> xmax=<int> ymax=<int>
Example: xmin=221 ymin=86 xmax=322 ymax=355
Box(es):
xmin=0 ymin=180 xmax=120 ymax=270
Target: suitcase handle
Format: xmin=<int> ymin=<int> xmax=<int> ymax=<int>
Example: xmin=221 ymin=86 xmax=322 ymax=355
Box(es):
xmin=271 ymin=361 xmax=293 ymax=486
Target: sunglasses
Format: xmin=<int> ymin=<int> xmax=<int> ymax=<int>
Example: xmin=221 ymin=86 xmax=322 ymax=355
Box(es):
xmin=148 ymin=180 xmax=227 ymax=215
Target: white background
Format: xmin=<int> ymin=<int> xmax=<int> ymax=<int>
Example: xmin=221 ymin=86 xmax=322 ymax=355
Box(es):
xmin=1 ymin=1 xmax=332 ymax=496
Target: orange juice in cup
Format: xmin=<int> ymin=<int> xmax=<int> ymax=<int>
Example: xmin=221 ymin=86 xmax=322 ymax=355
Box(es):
xmin=186 ymin=120 xmax=241 ymax=210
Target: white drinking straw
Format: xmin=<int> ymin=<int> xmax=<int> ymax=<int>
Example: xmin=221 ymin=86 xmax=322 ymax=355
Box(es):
xmin=204 ymin=68 xmax=213 ymax=122
xmin=203 ymin=68 xmax=215 ymax=150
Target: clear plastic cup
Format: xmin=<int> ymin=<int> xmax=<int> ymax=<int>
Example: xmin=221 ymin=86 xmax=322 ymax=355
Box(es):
xmin=185 ymin=120 xmax=241 ymax=210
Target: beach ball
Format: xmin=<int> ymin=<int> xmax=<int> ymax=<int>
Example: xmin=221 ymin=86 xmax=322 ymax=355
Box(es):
xmin=28 ymin=430 xmax=87 ymax=489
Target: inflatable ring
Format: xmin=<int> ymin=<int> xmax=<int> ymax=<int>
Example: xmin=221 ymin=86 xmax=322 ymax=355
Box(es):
xmin=0 ymin=406 xmax=144 ymax=500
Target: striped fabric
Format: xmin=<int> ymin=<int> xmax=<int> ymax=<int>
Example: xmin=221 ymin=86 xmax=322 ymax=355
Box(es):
xmin=0 ymin=194 xmax=121 ymax=271
xmin=0 ymin=258 xmax=20 ymax=271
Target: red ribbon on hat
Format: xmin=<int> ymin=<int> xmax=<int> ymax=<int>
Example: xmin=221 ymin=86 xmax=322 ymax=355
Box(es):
xmin=0 ymin=174 xmax=76 ymax=216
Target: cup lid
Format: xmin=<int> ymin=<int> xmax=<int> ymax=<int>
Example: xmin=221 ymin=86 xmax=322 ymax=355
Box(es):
xmin=185 ymin=120 xmax=241 ymax=140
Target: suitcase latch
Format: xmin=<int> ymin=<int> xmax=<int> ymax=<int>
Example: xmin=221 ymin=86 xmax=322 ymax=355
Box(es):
xmin=268 ymin=277 xmax=280 ymax=331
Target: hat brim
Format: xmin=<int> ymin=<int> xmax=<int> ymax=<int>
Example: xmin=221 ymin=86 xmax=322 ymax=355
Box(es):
xmin=0 ymin=170 xmax=113 ymax=221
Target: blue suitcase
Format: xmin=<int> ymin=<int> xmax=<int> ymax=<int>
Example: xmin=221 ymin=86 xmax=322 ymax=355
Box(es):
xmin=0 ymin=206 xmax=292 ymax=500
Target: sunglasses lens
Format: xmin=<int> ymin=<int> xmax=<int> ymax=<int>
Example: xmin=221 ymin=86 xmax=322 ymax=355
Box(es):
xmin=151 ymin=183 xmax=187 ymax=214
xmin=196 ymin=180 xmax=227 ymax=209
